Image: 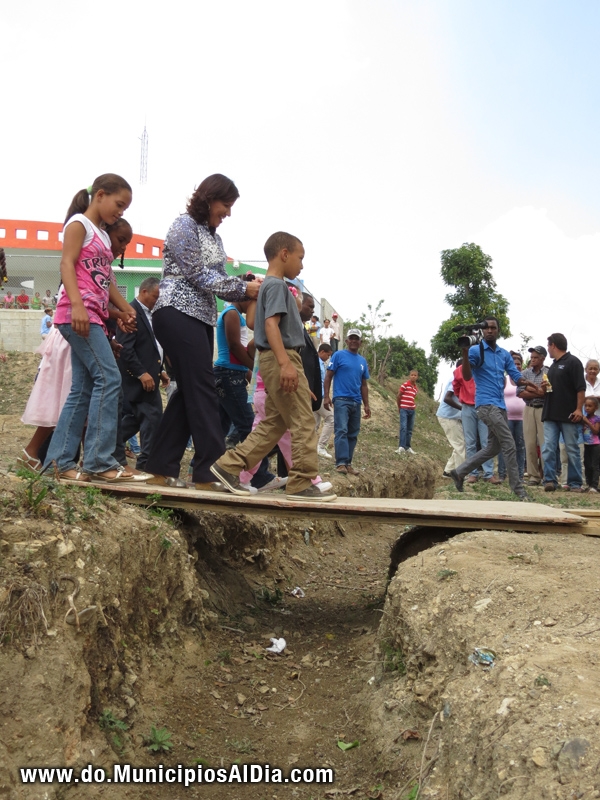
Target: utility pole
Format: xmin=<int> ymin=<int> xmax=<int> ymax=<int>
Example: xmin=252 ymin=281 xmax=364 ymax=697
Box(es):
xmin=140 ymin=124 xmax=148 ymax=185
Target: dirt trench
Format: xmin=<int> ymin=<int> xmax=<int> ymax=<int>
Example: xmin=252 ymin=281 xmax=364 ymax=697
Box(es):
xmin=0 ymin=459 xmax=438 ymax=800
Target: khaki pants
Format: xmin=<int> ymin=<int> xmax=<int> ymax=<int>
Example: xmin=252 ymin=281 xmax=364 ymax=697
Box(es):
xmin=314 ymin=403 xmax=334 ymax=449
xmin=216 ymin=350 xmax=318 ymax=494
xmin=523 ymin=405 xmax=544 ymax=481
xmin=437 ymin=417 xmax=465 ymax=473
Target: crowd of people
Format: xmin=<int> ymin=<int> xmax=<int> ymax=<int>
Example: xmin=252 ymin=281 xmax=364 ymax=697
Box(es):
xmin=435 ymin=318 xmax=599 ymax=499
xmin=1 ymin=288 xmax=55 ymax=310
xmin=16 ymin=172 xmax=374 ymax=504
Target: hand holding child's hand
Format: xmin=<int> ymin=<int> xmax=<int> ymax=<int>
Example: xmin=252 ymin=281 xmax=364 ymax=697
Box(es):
xmin=280 ymin=361 xmax=299 ymax=393
xmin=117 ymin=309 xmax=137 ymax=333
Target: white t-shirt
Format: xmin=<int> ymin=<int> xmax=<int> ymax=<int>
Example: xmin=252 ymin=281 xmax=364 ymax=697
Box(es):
xmin=64 ymin=213 xmax=112 ymax=249
xmin=320 ymin=326 xmax=334 ymax=345
xmin=586 ymin=378 xmax=600 ymax=398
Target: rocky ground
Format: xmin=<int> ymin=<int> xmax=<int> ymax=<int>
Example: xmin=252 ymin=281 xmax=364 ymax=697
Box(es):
xmin=1 ymin=352 xmax=600 ymax=800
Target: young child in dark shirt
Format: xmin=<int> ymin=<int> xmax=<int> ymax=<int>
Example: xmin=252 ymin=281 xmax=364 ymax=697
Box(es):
xmin=582 ymin=396 xmax=600 ymax=492
xmin=211 ymin=232 xmax=336 ymax=502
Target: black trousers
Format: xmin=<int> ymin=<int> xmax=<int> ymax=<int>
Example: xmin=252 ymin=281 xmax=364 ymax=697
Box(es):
xmin=584 ymin=444 xmax=600 ymax=489
xmin=121 ymin=390 xmax=163 ymax=471
xmin=145 ymin=308 xmax=225 ymax=483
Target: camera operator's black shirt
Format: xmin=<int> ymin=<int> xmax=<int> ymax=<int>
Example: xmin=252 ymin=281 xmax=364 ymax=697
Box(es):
xmin=542 ymin=352 xmax=585 ymax=423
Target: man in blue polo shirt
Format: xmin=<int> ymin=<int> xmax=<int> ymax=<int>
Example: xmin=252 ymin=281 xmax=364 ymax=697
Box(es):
xmin=448 ymin=317 xmax=537 ymax=500
xmin=323 ymin=329 xmax=371 ymax=475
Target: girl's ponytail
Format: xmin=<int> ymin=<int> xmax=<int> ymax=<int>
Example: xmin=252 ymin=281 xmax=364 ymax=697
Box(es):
xmin=64 ymin=188 xmax=91 ymax=224
xmin=64 ymin=174 xmax=132 ymax=225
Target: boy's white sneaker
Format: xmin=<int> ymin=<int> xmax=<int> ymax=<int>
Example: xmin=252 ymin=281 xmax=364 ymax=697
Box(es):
xmin=395 ymin=447 xmax=405 ymax=454
xmin=318 ymin=447 xmax=332 ymax=459
xmin=407 ymin=448 xmax=416 ymax=454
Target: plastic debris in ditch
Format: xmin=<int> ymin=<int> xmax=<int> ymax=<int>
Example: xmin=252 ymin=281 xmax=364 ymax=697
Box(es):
xmin=266 ymin=637 xmax=286 ymax=654
xmin=291 ymin=587 xmax=305 ymax=598
xmin=468 ymin=647 xmax=497 ymax=669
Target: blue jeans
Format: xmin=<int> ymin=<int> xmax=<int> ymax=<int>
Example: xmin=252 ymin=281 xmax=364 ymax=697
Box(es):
xmin=399 ymin=408 xmax=415 ymax=449
xmin=461 ymin=403 xmax=493 ymax=478
xmin=542 ymin=421 xmax=583 ymax=488
xmin=214 ymin=367 xmax=254 ymax=445
xmin=45 ymin=324 xmax=122 ymax=474
xmin=127 ymin=435 xmax=141 ymax=455
xmin=334 ymin=397 xmax=362 ymax=466
xmin=498 ymin=420 xmax=525 ymax=480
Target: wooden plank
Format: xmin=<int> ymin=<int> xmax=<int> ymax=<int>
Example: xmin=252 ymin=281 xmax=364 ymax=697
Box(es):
xmin=68 ymin=479 xmax=590 ymax=533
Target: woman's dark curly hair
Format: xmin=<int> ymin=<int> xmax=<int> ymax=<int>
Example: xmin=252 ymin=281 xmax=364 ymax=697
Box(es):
xmin=187 ymin=174 xmax=239 ymax=231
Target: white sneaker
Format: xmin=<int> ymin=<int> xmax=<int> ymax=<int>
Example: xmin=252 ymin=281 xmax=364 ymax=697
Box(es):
xmin=407 ymin=448 xmax=416 ymax=454
xmin=395 ymin=447 xmax=405 ymax=454
xmin=315 ymin=481 xmax=333 ymax=492
xmin=238 ymin=483 xmax=259 ymax=495
xmin=257 ymin=476 xmax=288 ymax=492
xmin=318 ymin=447 xmax=332 ymax=459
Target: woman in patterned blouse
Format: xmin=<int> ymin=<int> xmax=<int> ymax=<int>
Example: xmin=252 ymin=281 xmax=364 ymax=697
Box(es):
xmin=145 ymin=174 xmax=260 ymax=488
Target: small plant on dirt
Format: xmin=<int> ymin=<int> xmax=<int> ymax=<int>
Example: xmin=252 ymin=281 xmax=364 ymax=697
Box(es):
xmin=534 ymin=675 xmax=551 ymax=687
xmin=437 ymin=569 xmax=457 ymax=580
xmin=194 ymin=758 xmax=211 ymax=768
xmin=145 ymin=726 xmax=173 ymax=753
xmin=99 ymin=710 xmax=128 ymax=732
xmin=401 ymin=785 xmax=418 ymax=800
xmin=84 ymin=486 xmax=102 ymax=508
xmin=533 ymin=544 xmax=544 ymax=558
xmin=228 ymin=737 xmax=253 ymax=754
xmin=149 ymin=506 xmax=174 ymax=523
xmin=15 ymin=467 xmax=52 ymax=515
xmin=218 ymin=649 xmax=232 ymax=665
xmin=146 ymin=492 xmax=163 ymax=506
xmin=380 ymin=640 xmax=406 ymax=675
xmin=160 ymin=535 xmax=173 ymax=551
xmin=258 ymin=587 xmax=283 ymax=606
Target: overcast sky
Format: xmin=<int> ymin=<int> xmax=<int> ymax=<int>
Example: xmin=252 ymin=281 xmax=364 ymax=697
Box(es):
xmin=3 ymin=0 xmax=600 ymax=380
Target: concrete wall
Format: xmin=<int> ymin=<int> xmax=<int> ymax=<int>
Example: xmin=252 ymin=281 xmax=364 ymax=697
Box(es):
xmin=0 ymin=310 xmax=46 ymax=352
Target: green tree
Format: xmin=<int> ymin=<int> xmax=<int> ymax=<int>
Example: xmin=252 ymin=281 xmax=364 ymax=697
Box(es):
xmin=430 ymin=243 xmax=511 ymax=363
xmin=345 ymin=299 xmax=391 ymax=375
xmin=373 ymin=336 xmax=438 ymax=395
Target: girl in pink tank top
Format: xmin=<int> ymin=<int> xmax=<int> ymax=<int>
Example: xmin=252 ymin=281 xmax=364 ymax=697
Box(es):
xmin=43 ymin=174 xmax=138 ymax=482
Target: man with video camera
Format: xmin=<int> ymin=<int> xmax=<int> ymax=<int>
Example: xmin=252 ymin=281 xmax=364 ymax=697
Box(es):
xmin=448 ymin=317 xmax=538 ymax=501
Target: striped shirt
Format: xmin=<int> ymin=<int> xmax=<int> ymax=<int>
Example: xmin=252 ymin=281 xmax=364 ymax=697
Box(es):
xmin=398 ymin=380 xmax=418 ymax=409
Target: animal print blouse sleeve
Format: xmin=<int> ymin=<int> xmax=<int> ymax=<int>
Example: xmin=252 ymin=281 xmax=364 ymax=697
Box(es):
xmin=154 ymin=214 xmax=247 ymax=326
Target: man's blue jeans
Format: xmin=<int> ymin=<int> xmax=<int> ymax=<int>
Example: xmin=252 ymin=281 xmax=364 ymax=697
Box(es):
xmin=461 ymin=403 xmax=493 ymax=478
xmin=333 ymin=397 xmax=362 ymax=466
xmin=498 ymin=420 xmax=525 ymax=480
xmin=45 ymin=323 xmax=122 ymax=474
xmin=542 ymin=421 xmax=583 ymax=488
xmin=399 ymin=408 xmax=415 ymax=449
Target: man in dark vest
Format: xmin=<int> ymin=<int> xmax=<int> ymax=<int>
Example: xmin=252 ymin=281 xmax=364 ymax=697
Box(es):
xmin=116 ymin=277 xmax=169 ymax=473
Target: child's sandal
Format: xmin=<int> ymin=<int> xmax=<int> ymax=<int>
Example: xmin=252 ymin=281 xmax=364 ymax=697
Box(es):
xmin=16 ymin=449 xmax=42 ymax=472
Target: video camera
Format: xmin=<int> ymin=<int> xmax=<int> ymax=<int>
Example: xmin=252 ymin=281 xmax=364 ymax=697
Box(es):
xmin=452 ymin=321 xmax=489 ymax=349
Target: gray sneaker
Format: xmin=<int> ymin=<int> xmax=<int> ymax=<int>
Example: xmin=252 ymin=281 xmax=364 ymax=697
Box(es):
xmin=286 ymin=485 xmax=337 ymax=502
xmin=210 ymin=463 xmax=255 ymax=495
xmin=448 ymin=469 xmax=464 ymax=493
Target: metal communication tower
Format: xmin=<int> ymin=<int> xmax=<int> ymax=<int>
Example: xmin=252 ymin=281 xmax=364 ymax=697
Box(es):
xmin=139 ymin=124 xmax=148 ymax=185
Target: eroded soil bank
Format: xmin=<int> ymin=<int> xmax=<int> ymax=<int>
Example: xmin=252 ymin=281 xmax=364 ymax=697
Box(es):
xmin=2 ymin=430 xmax=600 ymax=800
